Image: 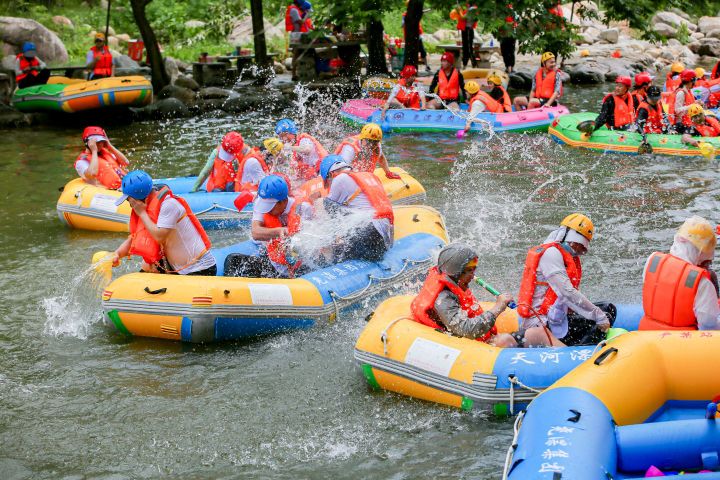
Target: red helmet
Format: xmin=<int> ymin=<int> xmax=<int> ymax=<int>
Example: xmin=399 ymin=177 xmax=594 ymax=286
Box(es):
xmin=680 ymin=69 xmax=697 ymax=82
xmin=634 ymin=72 xmax=652 ymax=86
xmin=615 ymin=76 xmax=632 ymax=88
xmin=441 ymin=52 xmax=455 ymax=64
xmin=400 ymin=65 xmax=417 ymax=79
xmin=82 ymin=126 xmax=107 ymax=143
xmin=221 ymin=131 xmax=244 ymax=155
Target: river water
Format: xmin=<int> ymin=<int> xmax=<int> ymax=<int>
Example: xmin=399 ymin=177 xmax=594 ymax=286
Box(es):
xmin=1 ymin=84 xmax=718 ymax=479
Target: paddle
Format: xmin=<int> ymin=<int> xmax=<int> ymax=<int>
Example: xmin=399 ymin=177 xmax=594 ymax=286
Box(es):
xmin=92 ymin=250 xmax=116 ymax=284
xmin=475 ymin=277 xmax=517 ymax=309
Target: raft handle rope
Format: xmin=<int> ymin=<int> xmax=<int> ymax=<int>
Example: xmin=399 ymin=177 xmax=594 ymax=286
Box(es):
xmin=593 ymin=347 xmax=618 ymax=366
xmin=385 ymin=180 xmax=411 ymax=199
xmin=144 ymin=286 xmax=167 ymax=295
xmin=74 ymin=185 xmax=89 ymax=206
xmin=192 ymin=203 xmax=240 ymax=215
xmin=508 ymin=374 xmax=542 ymax=416
xmin=501 ymin=409 xmax=525 ymax=480
xmin=380 ymin=316 xmax=414 ymax=355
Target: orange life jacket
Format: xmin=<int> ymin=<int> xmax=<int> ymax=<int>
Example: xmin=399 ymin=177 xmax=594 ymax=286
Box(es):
xmin=437 ymin=68 xmax=460 ymax=101
xmin=534 ymin=68 xmax=562 ymax=100
xmin=206 ymin=149 xmax=237 ymax=192
xmin=334 ymin=135 xmax=380 ymax=172
xmin=395 ymin=78 xmax=421 ymax=109
xmin=638 ymin=100 xmax=664 ymax=134
xmin=293 ymin=133 xmax=328 ymax=180
xmin=469 ymin=90 xmax=503 ymax=114
xmin=263 ymin=199 xmax=305 ymax=276
xmin=129 ymin=186 xmax=212 ymax=267
xmin=15 ymin=53 xmax=40 ymax=82
xmin=410 ymin=267 xmax=497 ymax=342
xmin=492 ymin=86 xmax=512 ymax=112
xmin=344 ymin=172 xmax=394 ymax=224
xmin=639 ymin=252 xmax=709 ymax=331
xmin=234 ymin=148 xmax=269 ymax=192
xmin=668 ymin=87 xmax=697 ymax=126
xmin=90 ymin=46 xmax=113 ymax=77
xmin=665 ymin=73 xmax=681 ymax=92
xmin=75 ymin=148 xmax=127 ymax=189
xmin=285 ymin=4 xmax=311 ymax=32
xmin=693 ymin=116 xmax=720 ymax=137
xmin=606 ymin=93 xmax=636 ymax=128
xmin=631 ymin=91 xmax=646 ymax=111
xmin=517 ymin=243 xmax=582 ymax=318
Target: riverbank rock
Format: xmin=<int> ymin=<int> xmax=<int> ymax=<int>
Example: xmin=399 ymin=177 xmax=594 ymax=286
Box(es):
xmin=652 ymin=11 xmax=697 ymax=32
xmin=697 ymin=38 xmax=720 ymax=57
xmin=698 ymin=17 xmax=720 ymax=34
xmin=568 ymin=63 xmax=606 ymax=83
xmin=0 ymin=103 xmax=30 ymax=127
xmin=222 ymin=89 xmax=289 ymax=113
xmin=598 ymin=28 xmax=619 ymax=44
xmin=164 ymin=57 xmax=179 ymax=83
xmin=228 ymin=16 xmax=283 ymax=46
xmin=654 ymin=23 xmax=677 ymax=38
xmin=508 ymin=71 xmax=532 ymax=90
xmin=432 ymin=29 xmax=456 ymax=42
xmin=174 ymin=74 xmax=199 ymax=91
xmin=198 ymin=87 xmax=232 ymax=100
xmin=158 ymin=84 xmax=196 ymax=105
xmin=51 ymin=16 xmax=73 ymax=29
xmin=133 ymin=97 xmax=189 ymax=120
xmin=0 ymin=17 xmax=68 ymax=64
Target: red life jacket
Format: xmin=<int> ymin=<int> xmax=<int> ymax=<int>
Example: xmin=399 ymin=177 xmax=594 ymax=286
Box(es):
xmin=234 ymin=148 xmax=269 ymax=192
xmin=75 ymin=148 xmax=127 ymax=189
xmin=455 ymin=6 xmax=478 ymax=30
xmin=517 ymin=243 xmax=582 ymax=318
xmin=606 ymin=93 xmax=636 ymax=128
xmin=631 ymin=91 xmax=646 ymax=111
xmin=469 ymin=90 xmax=503 ymax=114
xmin=90 ymin=46 xmax=113 ymax=77
xmin=263 ymin=199 xmax=305 ymax=276
xmin=206 ymin=149 xmax=237 ymax=192
xmin=129 ymin=186 xmax=212 ymax=267
xmin=668 ymin=87 xmax=697 ymax=126
xmin=693 ymin=116 xmax=720 ymax=137
xmin=285 ymin=4 xmax=310 ymax=32
xmin=437 ymin=68 xmax=460 ymax=101
xmin=534 ymin=68 xmax=563 ymax=100
xmin=639 ymin=252 xmax=710 ymax=330
xmin=665 ymin=73 xmax=681 ymax=92
xmin=344 ymin=172 xmax=394 ymax=224
xmin=410 ymin=267 xmax=497 ymax=342
xmin=15 ymin=53 xmax=40 ymax=82
xmin=395 ymin=78 xmax=420 ymax=109
xmin=638 ymin=100 xmax=664 ymax=134
xmin=293 ymin=133 xmax=328 ymax=180
xmin=334 ymin=135 xmax=379 ymax=172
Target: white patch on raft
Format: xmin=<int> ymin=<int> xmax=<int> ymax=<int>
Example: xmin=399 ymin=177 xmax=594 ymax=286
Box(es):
xmin=248 ymin=284 xmax=293 ymax=306
xmin=404 ymin=337 xmax=461 ymax=377
xmin=89 ymin=194 xmax=119 ymax=213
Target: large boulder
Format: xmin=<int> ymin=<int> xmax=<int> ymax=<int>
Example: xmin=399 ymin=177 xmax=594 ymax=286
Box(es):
xmin=654 ymin=23 xmax=677 ymax=38
xmin=698 ymin=16 xmax=720 ymax=34
xmin=164 ymin=56 xmax=179 ymax=82
xmin=651 ymin=11 xmax=697 ymax=32
xmin=568 ymin=63 xmax=606 ymax=84
xmin=157 ymin=84 xmax=196 ymax=105
xmin=135 ymin=97 xmax=189 ymax=119
xmin=174 ymin=74 xmax=199 ymax=91
xmin=198 ymin=87 xmax=232 ymax=99
xmin=51 ymin=16 xmax=73 ymax=29
xmin=598 ymin=28 xmax=619 ymax=44
xmin=697 ymin=38 xmax=720 ymax=57
xmin=432 ymin=29 xmax=456 ymax=43
xmin=228 ymin=16 xmax=283 ymax=45
xmin=109 ymin=50 xmax=139 ymax=69
xmin=706 ymin=29 xmax=720 ymax=39
xmin=0 ymin=16 xmax=67 ymax=64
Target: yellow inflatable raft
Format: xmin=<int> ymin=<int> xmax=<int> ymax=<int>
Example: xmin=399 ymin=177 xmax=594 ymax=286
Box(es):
xmin=102 ymin=205 xmax=448 ymax=343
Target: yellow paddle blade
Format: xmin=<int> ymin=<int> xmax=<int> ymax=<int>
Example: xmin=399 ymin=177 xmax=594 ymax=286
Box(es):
xmin=698 ymin=142 xmax=716 ymax=160
xmin=91 ymin=251 xmax=114 ymax=285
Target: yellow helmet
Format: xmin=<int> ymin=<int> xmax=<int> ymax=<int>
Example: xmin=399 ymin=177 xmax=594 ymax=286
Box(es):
xmin=465 ymin=80 xmax=480 ymax=94
xmin=671 ymin=62 xmax=685 ymax=73
xmin=541 ymin=52 xmax=555 ymax=64
xmin=695 ymin=67 xmax=706 ymax=78
xmin=687 ymin=103 xmax=705 ymax=118
xmin=561 ymin=213 xmax=594 ymax=241
xmin=677 ymin=216 xmax=716 ymax=256
xmin=487 ymin=74 xmax=503 ymax=86
xmin=359 ymin=123 xmax=383 ymax=141
xmin=263 ymin=137 xmax=284 ymax=156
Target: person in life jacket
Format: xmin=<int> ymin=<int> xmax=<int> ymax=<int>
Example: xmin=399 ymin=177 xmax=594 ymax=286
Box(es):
xmin=380 ymin=65 xmax=426 ymax=120
xmin=191 ymin=131 xmax=251 ymax=192
xmin=334 ymin=124 xmax=401 ymax=179
xmin=75 ymin=126 xmax=130 ymax=189
xmin=427 ymin=52 xmax=466 ymax=110
xmin=274 ymin=118 xmax=328 ymax=181
xmin=234 ymin=137 xmax=285 ymax=194
xmin=14 ymin=42 xmax=50 ymax=89
xmin=486 ymin=73 xmax=512 ymax=112
xmin=410 ymin=243 xmax=524 ymax=347
xmin=664 ymin=62 xmax=685 ymax=92
xmin=681 ymin=104 xmax=720 ymax=147
xmin=631 ymin=72 xmax=654 ymax=109
xmin=668 ymin=69 xmax=701 ymax=133
xmin=636 ymin=86 xmax=666 ymax=134
xmin=402 ymin=1 xmax=431 ymax=72
xmin=317 ymin=155 xmax=394 ymax=263
xmin=250 ymin=174 xmax=315 ymax=278
xmin=112 ymin=170 xmax=217 ymax=276
xmin=285 ymin=0 xmax=313 ymax=33
xmin=591 ymin=76 xmax=637 ymax=133
xmin=640 ymin=216 xmax=720 ymax=331
xmin=517 ymin=214 xmax=615 ymax=346
xmin=451 ymin=4 xmax=479 ymax=68
xmin=692 ymin=67 xmax=720 ymax=109
xmin=513 ymin=52 xmax=563 ymax=110
xmin=462 ymin=78 xmax=511 ymax=134
xmin=85 ymin=32 xmax=114 ymax=80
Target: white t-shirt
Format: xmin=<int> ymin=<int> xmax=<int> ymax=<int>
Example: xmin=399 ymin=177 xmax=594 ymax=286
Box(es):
xmin=468 ymin=98 xmax=487 ymax=116
xmin=338 ymin=143 xmax=384 ymax=166
xmin=157 ymin=197 xmax=216 ymax=274
xmin=75 ymin=158 xmax=90 ymax=178
xmin=296 ymin=137 xmax=321 ymax=168
xmin=239 ymin=156 xmax=267 ymax=186
xmin=327 ymin=172 xmax=393 ymax=248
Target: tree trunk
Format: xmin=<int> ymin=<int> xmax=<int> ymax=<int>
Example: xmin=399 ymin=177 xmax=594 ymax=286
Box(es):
xmin=366 ymin=17 xmax=387 ymax=75
xmin=129 ymin=0 xmax=169 ymax=92
xmin=249 ymin=0 xmax=271 ymax=82
xmin=403 ymin=0 xmax=423 ymax=68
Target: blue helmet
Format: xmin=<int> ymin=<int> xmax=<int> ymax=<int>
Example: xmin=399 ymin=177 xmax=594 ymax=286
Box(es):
xmin=115 ymin=170 xmax=153 ymax=205
xmin=22 ymin=42 xmax=36 ymax=53
xmin=258 ymin=175 xmax=289 ymax=201
xmin=319 ymin=154 xmax=348 ymax=180
xmin=275 ymin=119 xmax=297 ymax=135
xmin=299 ymin=1 xmax=312 ymax=11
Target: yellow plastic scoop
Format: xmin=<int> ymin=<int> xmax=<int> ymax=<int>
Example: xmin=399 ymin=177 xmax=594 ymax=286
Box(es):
xmin=698 ymin=142 xmax=716 ymax=160
xmin=92 ymin=250 xmax=116 ymax=285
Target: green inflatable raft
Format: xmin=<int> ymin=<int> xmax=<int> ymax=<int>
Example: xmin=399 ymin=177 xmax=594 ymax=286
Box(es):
xmin=548 ymin=112 xmax=720 ymax=158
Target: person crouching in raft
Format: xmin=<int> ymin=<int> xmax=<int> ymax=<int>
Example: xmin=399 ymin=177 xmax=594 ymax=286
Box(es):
xmin=411 ymin=243 xmax=525 ymax=347
xmin=234 ymin=138 xmax=286 ymax=194
xmin=592 ymin=76 xmax=637 ymax=133
xmin=191 ymin=131 xmax=250 ymax=192
xmin=75 ymin=126 xmax=129 ymax=190
xmin=639 ymin=216 xmax=720 ymax=331
xmin=274 ymin=118 xmax=328 ymax=182
xmin=426 ymin=52 xmax=465 ymax=110
xmin=681 ymin=104 xmax=720 ymax=147
xmin=461 ymin=79 xmax=510 ymax=134
xmin=380 ymin=65 xmax=426 ymax=121
xmin=636 ymin=86 xmax=665 ymax=134
xmin=631 ymin=72 xmax=653 ymax=108
xmin=513 ymin=52 xmax=562 ymax=110
xmin=112 ymin=170 xmax=217 ymax=276
xmin=334 ymin=123 xmax=401 ymax=179
xmin=517 ymin=214 xmax=615 ymax=346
